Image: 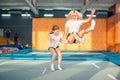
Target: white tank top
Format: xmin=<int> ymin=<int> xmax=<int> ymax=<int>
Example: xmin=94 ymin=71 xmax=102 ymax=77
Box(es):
xmin=65 ymin=20 xmax=83 ymax=33
xmin=48 ymin=33 xmax=62 ymax=48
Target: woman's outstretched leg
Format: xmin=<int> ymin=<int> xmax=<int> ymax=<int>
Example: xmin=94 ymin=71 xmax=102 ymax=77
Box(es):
xmin=77 ymin=19 xmax=96 ymax=44
xmin=86 ymin=19 xmax=96 ymax=32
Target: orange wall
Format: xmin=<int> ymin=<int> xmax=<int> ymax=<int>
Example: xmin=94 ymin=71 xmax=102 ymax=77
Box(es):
xmin=107 ymin=13 xmax=120 ymax=53
xmin=107 ymin=3 xmax=120 ymax=53
xmin=107 ymin=15 xmax=115 ymax=51
xmin=32 ymin=18 xmax=107 ymax=51
xmin=115 ymin=14 xmax=120 ymax=53
xmin=32 ymin=18 xmax=66 ymax=50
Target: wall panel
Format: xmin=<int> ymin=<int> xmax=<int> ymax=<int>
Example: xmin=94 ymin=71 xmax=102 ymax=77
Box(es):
xmin=115 ymin=14 xmax=120 ymax=53
xmin=32 ymin=18 xmax=107 ymax=51
xmin=107 ymin=13 xmax=120 ymax=53
xmin=107 ymin=15 xmax=115 ymax=51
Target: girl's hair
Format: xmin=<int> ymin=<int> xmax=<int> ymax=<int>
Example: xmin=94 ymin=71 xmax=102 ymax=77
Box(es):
xmin=66 ymin=10 xmax=82 ymax=20
xmin=49 ymin=25 xmax=60 ymax=34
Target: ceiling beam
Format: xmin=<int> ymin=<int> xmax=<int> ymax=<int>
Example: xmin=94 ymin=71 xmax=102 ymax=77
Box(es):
xmin=81 ymin=0 xmax=92 ymax=14
xmin=25 ymin=0 xmax=38 ymax=15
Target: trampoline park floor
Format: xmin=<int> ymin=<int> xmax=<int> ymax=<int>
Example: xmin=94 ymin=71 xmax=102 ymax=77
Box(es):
xmin=0 ymin=49 xmax=120 ymax=80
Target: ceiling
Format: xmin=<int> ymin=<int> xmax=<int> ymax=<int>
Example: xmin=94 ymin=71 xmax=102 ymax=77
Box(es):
xmin=0 ymin=0 xmax=120 ymax=15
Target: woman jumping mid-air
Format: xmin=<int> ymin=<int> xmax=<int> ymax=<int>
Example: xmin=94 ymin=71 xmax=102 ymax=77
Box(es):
xmin=63 ymin=8 xmax=96 ymax=44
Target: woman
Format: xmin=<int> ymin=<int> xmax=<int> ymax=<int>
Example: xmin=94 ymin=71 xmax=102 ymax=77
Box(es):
xmin=48 ymin=25 xmax=63 ymax=71
xmin=63 ymin=8 xmax=96 ymax=44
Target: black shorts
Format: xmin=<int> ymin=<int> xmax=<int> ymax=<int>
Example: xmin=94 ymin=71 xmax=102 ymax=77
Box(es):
xmin=67 ymin=33 xmax=78 ymax=43
xmin=48 ymin=46 xmax=59 ymax=50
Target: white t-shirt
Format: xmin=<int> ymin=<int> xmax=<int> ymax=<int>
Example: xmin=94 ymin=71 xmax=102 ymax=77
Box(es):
xmin=65 ymin=20 xmax=83 ymax=33
xmin=48 ymin=33 xmax=62 ymax=48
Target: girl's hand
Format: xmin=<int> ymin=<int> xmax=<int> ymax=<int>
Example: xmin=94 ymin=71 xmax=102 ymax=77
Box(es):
xmin=60 ymin=39 xmax=68 ymax=44
xmin=91 ymin=8 xmax=96 ymax=15
xmin=62 ymin=39 xmax=68 ymax=44
xmin=50 ymin=43 xmax=54 ymax=47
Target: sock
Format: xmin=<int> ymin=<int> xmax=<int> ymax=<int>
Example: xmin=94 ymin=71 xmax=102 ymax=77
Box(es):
xmin=78 ymin=37 xmax=82 ymax=41
xmin=82 ymin=36 xmax=86 ymax=44
xmin=78 ymin=37 xmax=86 ymax=44
xmin=86 ymin=19 xmax=96 ymax=32
xmin=51 ymin=64 xmax=55 ymax=71
xmin=58 ymin=64 xmax=63 ymax=70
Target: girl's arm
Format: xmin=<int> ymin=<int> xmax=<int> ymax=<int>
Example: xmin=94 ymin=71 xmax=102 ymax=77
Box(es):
xmin=49 ymin=36 xmax=54 ymax=47
xmin=82 ymin=8 xmax=96 ymax=24
xmin=60 ymin=38 xmax=62 ymax=43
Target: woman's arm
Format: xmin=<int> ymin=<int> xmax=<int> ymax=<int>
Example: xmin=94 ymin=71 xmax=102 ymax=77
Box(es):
xmin=64 ymin=26 xmax=68 ymax=39
xmin=63 ymin=26 xmax=68 ymax=43
xmin=82 ymin=8 xmax=96 ymax=24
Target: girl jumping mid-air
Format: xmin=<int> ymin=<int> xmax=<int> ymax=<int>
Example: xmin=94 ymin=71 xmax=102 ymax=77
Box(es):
xmin=63 ymin=8 xmax=96 ymax=44
xmin=48 ymin=25 xmax=63 ymax=71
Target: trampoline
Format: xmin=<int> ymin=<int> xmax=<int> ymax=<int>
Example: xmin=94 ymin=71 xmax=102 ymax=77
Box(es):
xmin=0 ymin=49 xmax=120 ymax=80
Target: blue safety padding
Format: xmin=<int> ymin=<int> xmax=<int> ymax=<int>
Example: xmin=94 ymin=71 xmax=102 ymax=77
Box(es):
xmin=0 ymin=49 xmax=120 ymax=66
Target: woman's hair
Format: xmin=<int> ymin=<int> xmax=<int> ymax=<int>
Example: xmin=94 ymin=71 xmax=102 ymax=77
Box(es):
xmin=49 ymin=25 xmax=59 ymax=34
xmin=66 ymin=10 xmax=82 ymax=20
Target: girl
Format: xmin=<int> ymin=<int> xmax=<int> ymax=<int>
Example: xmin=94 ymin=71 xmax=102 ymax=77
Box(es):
xmin=48 ymin=25 xmax=63 ymax=71
xmin=63 ymin=8 xmax=96 ymax=44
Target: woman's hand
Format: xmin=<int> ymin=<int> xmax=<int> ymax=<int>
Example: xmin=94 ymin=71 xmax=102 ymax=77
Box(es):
xmin=81 ymin=8 xmax=96 ymax=23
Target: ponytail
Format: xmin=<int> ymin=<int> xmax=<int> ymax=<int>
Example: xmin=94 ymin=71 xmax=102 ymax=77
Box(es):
xmin=49 ymin=31 xmax=53 ymax=34
xmin=49 ymin=25 xmax=59 ymax=34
